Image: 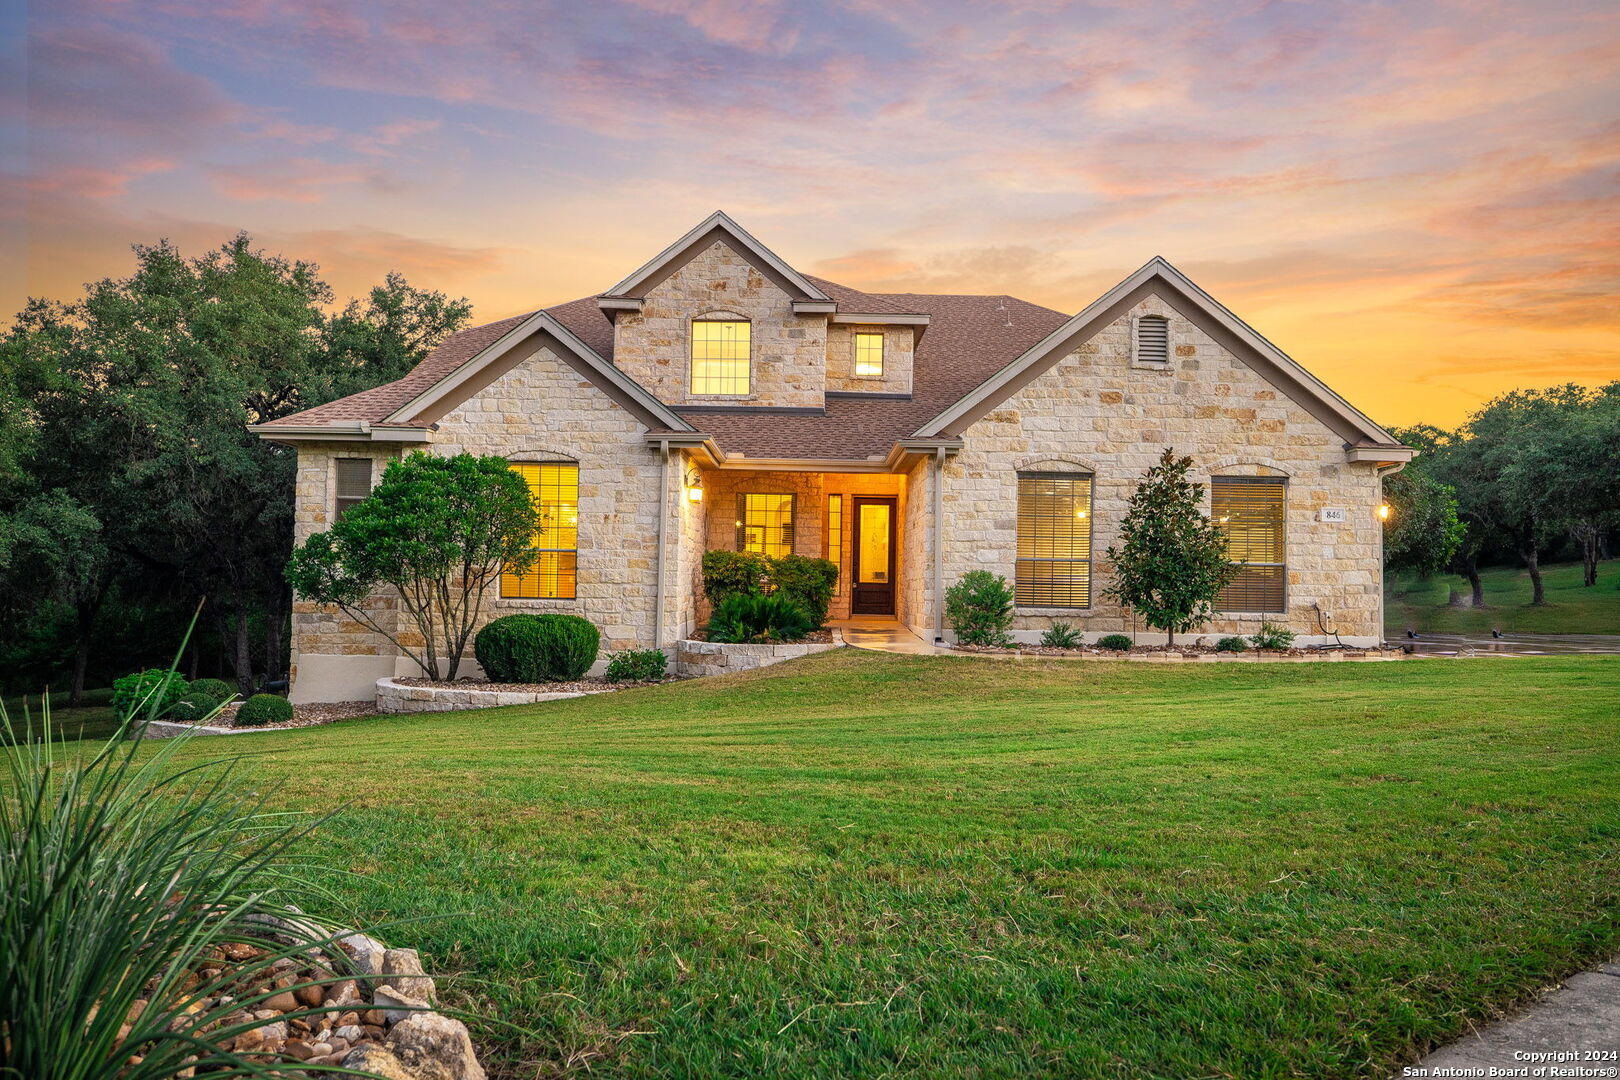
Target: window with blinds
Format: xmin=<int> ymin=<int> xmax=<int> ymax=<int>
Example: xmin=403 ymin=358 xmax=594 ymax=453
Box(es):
xmin=853 ymin=332 xmax=884 ymax=377
xmin=826 ymin=494 xmax=843 ymax=594
xmin=1136 ymin=314 xmax=1170 ymax=364
xmin=1212 ymin=476 xmax=1286 ymax=612
xmin=691 ymin=320 xmax=750 ymax=395
xmin=1015 ymin=472 xmax=1093 ymax=608
xmin=334 ymin=458 xmax=372 ymax=518
xmin=737 ymin=493 xmax=794 ymax=557
xmin=502 ymin=463 xmax=579 ymax=599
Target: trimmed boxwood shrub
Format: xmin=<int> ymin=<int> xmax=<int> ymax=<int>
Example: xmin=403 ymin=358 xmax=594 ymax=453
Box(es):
xmin=235 ymin=694 xmax=292 ymax=727
xmin=1096 ymin=634 xmax=1134 ymax=652
xmin=169 ymin=691 xmax=220 ymax=724
xmin=111 ymin=669 xmax=186 ymax=721
xmin=945 ymin=571 xmax=1014 ymax=647
xmin=187 ymin=677 xmax=237 ymax=706
xmin=708 ymin=594 xmax=812 ymax=644
xmin=475 ymin=613 xmax=601 ymax=682
xmin=605 ymin=648 xmax=668 ymax=683
xmin=1215 ymin=636 xmax=1248 ymax=653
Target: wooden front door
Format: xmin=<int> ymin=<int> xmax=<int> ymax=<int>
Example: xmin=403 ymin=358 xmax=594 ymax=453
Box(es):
xmin=850 ymin=496 xmax=897 ymax=616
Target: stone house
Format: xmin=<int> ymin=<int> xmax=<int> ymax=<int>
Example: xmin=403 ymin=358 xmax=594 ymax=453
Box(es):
xmin=254 ymin=212 xmax=1412 ymax=703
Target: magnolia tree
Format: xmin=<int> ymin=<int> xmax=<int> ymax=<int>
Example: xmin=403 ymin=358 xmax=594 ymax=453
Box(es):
xmin=285 ymin=452 xmax=537 ymax=680
xmin=1104 ymin=448 xmax=1236 ymax=645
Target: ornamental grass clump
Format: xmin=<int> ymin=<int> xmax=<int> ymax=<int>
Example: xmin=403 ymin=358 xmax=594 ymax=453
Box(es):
xmin=707 ymin=594 xmax=813 ymax=644
xmin=0 ymin=640 xmax=369 ymax=1077
xmin=1249 ymin=620 xmax=1297 ymax=651
xmin=1215 ymin=635 xmax=1249 ymax=653
xmin=1040 ymin=622 xmax=1084 ymax=649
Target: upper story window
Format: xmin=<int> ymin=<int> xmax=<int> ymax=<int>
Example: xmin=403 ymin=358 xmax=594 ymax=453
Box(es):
xmin=502 ymin=462 xmax=579 ymax=600
xmin=334 ymin=458 xmax=373 ymax=518
xmin=1212 ymin=476 xmax=1285 ymax=612
xmin=692 ymin=319 xmax=750 ymax=396
xmin=737 ymin=493 xmax=794 ymax=557
xmin=1015 ymin=472 xmax=1093 ymax=608
xmin=1135 ymin=314 xmax=1170 ymax=364
xmin=853 ymin=332 xmax=884 ymax=377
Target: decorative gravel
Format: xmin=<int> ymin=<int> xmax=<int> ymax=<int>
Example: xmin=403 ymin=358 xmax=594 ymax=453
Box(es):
xmin=211 ymin=700 xmax=380 ymax=730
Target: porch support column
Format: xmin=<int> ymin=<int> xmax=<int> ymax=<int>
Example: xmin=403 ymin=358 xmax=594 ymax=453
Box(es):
xmin=932 ymin=446 xmax=946 ymax=644
xmin=654 ymin=439 xmax=671 ymax=649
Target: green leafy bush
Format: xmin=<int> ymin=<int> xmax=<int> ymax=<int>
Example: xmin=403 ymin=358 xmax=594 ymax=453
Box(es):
xmin=1214 ymin=636 xmax=1248 ymax=653
xmin=475 ymin=614 xmax=546 ymax=682
xmin=111 ymin=668 xmax=186 ymax=721
xmin=701 ymin=549 xmax=771 ymax=606
xmin=1096 ymin=634 xmax=1134 ymax=652
xmin=169 ymin=690 xmax=221 ymax=724
xmin=475 ymin=613 xmax=600 ymax=682
xmin=235 ymin=693 xmax=292 ymax=727
xmin=708 ymin=594 xmax=813 ymax=644
xmin=187 ymin=677 xmax=237 ymax=706
xmin=769 ymin=554 xmax=838 ymax=628
xmin=945 ymin=571 xmax=1014 ymax=647
xmin=1249 ymin=621 xmax=1297 ymax=651
xmin=1040 ymin=622 xmax=1083 ymax=648
xmin=605 ymin=648 xmax=669 ymax=682
xmin=532 ymin=614 xmax=601 ymax=680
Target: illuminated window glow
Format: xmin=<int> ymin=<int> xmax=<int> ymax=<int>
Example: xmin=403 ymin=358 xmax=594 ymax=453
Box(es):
xmin=737 ymin=493 xmax=794 ymax=557
xmin=692 ymin=320 xmax=750 ymax=396
xmin=826 ymin=494 xmax=843 ymax=594
xmin=1213 ymin=476 xmax=1286 ymax=612
xmin=502 ymin=462 xmax=579 ymax=599
xmin=853 ymin=332 xmax=884 ymax=377
xmin=1015 ymin=473 xmax=1092 ymax=608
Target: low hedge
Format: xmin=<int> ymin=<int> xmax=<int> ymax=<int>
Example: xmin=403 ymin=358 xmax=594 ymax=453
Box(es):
xmin=235 ymin=694 xmax=292 ymax=727
xmin=187 ymin=677 xmax=237 ymax=706
xmin=475 ymin=613 xmax=600 ymax=682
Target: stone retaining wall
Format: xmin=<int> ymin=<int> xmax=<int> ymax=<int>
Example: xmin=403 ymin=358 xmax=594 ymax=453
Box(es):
xmin=375 ymin=677 xmax=587 ymax=714
xmin=675 ymin=633 xmax=844 ymax=677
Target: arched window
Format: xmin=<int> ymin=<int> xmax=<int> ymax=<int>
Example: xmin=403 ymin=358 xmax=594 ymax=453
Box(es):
xmin=691 ymin=316 xmax=751 ymax=396
xmin=502 ymin=461 xmax=579 ymax=599
xmin=1015 ymin=471 xmax=1093 ymax=608
xmin=1135 ymin=314 xmax=1170 ymax=364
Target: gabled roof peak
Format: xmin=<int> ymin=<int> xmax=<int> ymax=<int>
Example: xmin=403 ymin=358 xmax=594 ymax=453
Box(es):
xmin=602 ymin=210 xmax=832 ymax=304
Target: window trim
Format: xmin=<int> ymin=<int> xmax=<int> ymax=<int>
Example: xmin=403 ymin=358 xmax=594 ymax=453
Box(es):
xmin=502 ymin=461 xmax=580 ymax=601
xmin=334 ymin=457 xmax=373 ymax=519
xmin=852 ymin=331 xmax=885 ymax=378
xmin=1132 ymin=313 xmax=1171 ymax=367
xmin=1014 ymin=470 xmax=1095 ymax=611
xmin=1211 ymin=475 xmax=1287 ymax=614
xmin=690 ymin=316 xmax=752 ymax=397
xmin=736 ymin=492 xmax=796 ymax=557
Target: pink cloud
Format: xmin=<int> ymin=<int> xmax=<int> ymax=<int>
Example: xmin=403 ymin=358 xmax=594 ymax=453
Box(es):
xmin=207 ymin=157 xmax=388 ymax=203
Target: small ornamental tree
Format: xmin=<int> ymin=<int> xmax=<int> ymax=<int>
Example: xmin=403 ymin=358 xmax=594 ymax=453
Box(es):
xmin=285 ymin=452 xmax=538 ymax=680
xmin=1104 ymin=448 xmax=1236 ymax=645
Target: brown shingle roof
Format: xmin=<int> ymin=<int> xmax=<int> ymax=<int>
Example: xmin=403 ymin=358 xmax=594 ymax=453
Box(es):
xmin=263 ymin=284 xmax=1068 ymax=460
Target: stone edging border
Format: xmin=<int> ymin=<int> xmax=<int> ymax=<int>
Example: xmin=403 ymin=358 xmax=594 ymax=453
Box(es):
xmin=944 ymin=646 xmax=1406 ymax=662
xmin=673 ymin=629 xmax=845 ymax=676
xmin=375 ymin=676 xmax=598 ymax=714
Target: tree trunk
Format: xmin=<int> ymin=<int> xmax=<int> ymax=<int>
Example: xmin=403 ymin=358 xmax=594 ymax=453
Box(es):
xmin=1521 ymin=545 xmax=1546 ymax=605
xmin=1571 ymin=522 xmax=1599 ymax=587
xmin=67 ymin=597 xmax=100 ymax=707
xmin=263 ymin=584 xmax=286 ymax=683
xmin=1456 ymin=551 xmax=1485 ymax=608
xmin=69 ymin=637 xmax=90 ymax=708
xmin=233 ymin=601 xmax=254 ymax=695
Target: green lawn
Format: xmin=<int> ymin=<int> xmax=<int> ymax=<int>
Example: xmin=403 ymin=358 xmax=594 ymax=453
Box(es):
xmin=0 ymin=686 xmax=120 ymax=742
xmin=149 ymin=650 xmax=1620 ymax=1079
xmin=1387 ymin=558 xmax=1620 ymax=635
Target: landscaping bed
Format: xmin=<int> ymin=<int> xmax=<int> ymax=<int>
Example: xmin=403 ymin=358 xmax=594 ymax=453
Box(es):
xmin=138 ymin=700 xmax=379 ymax=737
xmin=951 ymin=642 xmax=1405 ymax=660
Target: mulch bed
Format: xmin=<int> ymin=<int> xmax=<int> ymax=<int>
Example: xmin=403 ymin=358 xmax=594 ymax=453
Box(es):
xmin=207 ymin=700 xmax=380 ymax=730
xmin=684 ymin=629 xmax=836 ymax=644
xmin=951 ymin=643 xmax=1374 ymax=657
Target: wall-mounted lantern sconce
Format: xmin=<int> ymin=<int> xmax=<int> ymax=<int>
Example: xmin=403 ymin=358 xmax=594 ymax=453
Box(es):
xmin=685 ymin=468 xmax=704 ymax=502
xmin=1377 ymin=503 xmax=1391 ymax=521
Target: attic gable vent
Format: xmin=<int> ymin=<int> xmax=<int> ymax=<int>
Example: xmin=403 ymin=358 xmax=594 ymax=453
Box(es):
xmin=1135 ymin=315 xmax=1170 ymax=364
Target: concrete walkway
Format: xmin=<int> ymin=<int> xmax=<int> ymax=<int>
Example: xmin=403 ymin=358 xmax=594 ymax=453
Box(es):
xmin=1402 ymin=957 xmax=1620 ymax=1076
xmin=831 ymin=617 xmax=947 ymax=655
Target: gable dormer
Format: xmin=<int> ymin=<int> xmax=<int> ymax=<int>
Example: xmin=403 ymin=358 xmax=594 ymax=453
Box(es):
xmin=601 ymin=212 xmax=834 ymax=410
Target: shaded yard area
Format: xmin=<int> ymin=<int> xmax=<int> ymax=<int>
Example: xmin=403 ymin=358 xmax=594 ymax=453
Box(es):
xmin=157 ymin=650 xmax=1618 ymax=1078
xmin=1388 ymin=558 xmax=1619 ymax=635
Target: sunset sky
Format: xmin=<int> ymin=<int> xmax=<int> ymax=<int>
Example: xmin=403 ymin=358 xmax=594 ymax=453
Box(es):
xmin=5 ymin=0 xmax=1617 ymax=427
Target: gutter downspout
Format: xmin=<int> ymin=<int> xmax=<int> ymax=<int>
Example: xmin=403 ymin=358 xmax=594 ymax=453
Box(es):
xmin=655 ymin=440 xmax=670 ymax=650
xmin=1374 ymin=461 xmax=1408 ymax=646
xmin=932 ymin=447 xmax=946 ymax=644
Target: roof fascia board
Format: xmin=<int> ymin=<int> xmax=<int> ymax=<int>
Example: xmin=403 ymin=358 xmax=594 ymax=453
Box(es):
xmin=248 ymin=422 xmax=432 ymax=445
xmin=1345 ymin=446 xmax=1416 ymax=464
xmin=603 ymin=211 xmax=831 ymax=303
xmin=915 ymin=257 xmax=1403 ymax=449
xmin=383 ymin=310 xmax=693 ymax=434
xmin=830 ymin=312 xmax=931 ymax=326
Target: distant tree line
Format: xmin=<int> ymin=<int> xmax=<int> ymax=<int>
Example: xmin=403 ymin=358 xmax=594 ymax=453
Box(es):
xmin=0 ymin=236 xmax=472 ymax=700
xmin=1383 ymin=384 xmax=1620 ymax=604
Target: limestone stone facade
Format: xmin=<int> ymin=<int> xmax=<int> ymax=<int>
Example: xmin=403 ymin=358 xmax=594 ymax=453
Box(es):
xmin=265 ymin=214 xmax=1406 ymax=702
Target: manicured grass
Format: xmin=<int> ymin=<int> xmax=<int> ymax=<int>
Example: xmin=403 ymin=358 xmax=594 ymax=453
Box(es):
xmin=157 ymin=651 xmax=1617 ymax=1078
xmin=0 ymin=687 xmax=121 ymax=742
xmin=1387 ymin=558 xmax=1620 ymax=635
